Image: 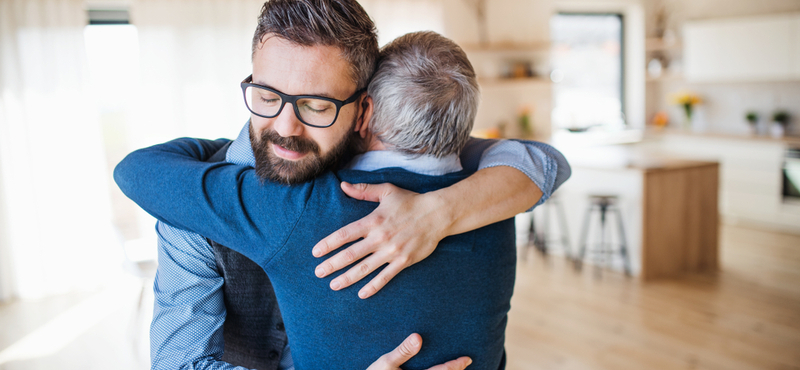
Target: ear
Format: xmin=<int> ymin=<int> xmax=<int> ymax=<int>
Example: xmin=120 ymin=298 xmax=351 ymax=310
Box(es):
xmin=354 ymin=95 xmax=374 ymax=139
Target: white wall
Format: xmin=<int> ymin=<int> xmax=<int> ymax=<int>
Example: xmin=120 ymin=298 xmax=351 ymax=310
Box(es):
xmin=441 ymin=0 xmax=553 ymax=46
xmin=644 ymin=0 xmax=800 ymax=134
xmin=439 ymin=0 xmax=556 ymax=136
xmin=645 ymin=0 xmax=800 ymax=37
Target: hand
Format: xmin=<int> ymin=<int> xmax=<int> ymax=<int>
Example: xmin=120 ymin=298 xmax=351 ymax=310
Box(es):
xmin=366 ymin=333 xmax=472 ymax=370
xmin=312 ymin=182 xmax=451 ymax=299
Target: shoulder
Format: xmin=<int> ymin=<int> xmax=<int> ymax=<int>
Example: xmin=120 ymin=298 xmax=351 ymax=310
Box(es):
xmin=336 ymin=168 xmax=468 ymax=193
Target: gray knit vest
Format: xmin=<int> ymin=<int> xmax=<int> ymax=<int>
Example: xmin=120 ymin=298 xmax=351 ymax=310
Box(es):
xmin=207 ymin=143 xmax=287 ymax=370
xmin=210 ymin=241 xmax=287 ymax=370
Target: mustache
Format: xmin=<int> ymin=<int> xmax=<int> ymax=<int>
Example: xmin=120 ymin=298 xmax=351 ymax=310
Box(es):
xmin=261 ymin=129 xmax=320 ymax=155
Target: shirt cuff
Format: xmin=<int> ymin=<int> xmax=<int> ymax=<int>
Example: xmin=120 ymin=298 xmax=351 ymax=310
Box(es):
xmin=476 ymin=140 xmax=560 ymax=211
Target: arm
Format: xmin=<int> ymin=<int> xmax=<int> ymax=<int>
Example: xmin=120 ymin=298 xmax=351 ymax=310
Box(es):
xmin=151 ymin=222 xmax=252 ymax=370
xmin=313 ymin=138 xmax=571 ymax=298
xmin=114 ymin=137 xmax=308 ymax=267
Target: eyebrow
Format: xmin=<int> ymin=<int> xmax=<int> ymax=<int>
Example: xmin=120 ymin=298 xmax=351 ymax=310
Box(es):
xmin=252 ymin=79 xmax=341 ymax=100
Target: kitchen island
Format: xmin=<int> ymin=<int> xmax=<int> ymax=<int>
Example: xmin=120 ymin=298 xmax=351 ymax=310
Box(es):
xmin=552 ymin=144 xmax=719 ymax=280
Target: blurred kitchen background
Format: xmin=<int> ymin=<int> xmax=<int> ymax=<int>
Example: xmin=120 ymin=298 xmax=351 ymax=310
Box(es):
xmin=0 ymin=0 xmax=799 ymax=369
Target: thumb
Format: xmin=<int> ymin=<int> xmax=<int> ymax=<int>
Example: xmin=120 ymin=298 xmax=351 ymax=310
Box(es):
xmin=427 ymin=356 xmax=472 ymax=370
xmin=382 ymin=333 xmax=422 ymax=368
xmin=341 ymin=182 xmax=392 ymax=202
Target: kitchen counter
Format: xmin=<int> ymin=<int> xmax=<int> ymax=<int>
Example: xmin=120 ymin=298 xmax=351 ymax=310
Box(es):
xmin=644 ymin=127 xmax=800 ymax=146
xmin=564 ymin=143 xmax=717 ymax=171
xmin=554 ymin=145 xmax=720 ymax=280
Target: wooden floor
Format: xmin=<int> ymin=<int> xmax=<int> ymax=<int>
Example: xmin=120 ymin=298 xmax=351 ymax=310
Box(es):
xmin=0 ymin=224 xmax=798 ymax=369
xmin=505 ymin=225 xmax=800 ymax=370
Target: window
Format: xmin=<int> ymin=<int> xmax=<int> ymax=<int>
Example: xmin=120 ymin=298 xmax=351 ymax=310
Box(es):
xmin=84 ymin=10 xmax=143 ymax=243
xmin=550 ymin=13 xmax=624 ymax=131
xmin=84 ymin=10 xmax=139 ymax=111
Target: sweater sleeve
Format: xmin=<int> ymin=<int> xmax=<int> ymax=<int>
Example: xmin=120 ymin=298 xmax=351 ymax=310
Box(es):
xmin=113 ymin=137 xmax=311 ymax=267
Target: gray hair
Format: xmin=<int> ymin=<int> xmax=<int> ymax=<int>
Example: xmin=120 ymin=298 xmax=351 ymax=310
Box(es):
xmin=252 ymin=0 xmax=379 ymax=90
xmin=367 ymin=31 xmax=479 ymax=157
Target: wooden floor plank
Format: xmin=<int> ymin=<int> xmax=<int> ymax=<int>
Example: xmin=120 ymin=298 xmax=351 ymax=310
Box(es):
xmin=505 ymin=225 xmax=800 ymax=370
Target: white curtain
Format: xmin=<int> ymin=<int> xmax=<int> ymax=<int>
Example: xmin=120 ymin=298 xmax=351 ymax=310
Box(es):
xmin=129 ymin=0 xmax=263 ymax=150
xmin=0 ymin=0 xmax=119 ymax=300
xmin=120 ymin=0 xmax=264 ymax=245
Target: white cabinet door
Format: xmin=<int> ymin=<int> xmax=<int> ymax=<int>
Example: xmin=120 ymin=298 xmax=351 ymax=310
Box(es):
xmin=684 ymin=14 xmax=800 ymax=82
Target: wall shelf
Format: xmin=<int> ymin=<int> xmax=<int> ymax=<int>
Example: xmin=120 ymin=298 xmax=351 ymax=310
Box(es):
xmin=645 ymin=37 xmax=681 ymax=52
xmin=646 ymin=74 xmax=683 ymax=83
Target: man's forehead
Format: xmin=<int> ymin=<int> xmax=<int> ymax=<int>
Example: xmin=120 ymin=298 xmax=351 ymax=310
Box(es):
xmin=253 ymin=37 xmax=356 ymax=99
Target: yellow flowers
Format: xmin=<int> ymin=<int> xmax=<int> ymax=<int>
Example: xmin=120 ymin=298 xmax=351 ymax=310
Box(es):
xmin=671 ymin=92 xmax=703 ymax=107
xmin=670 ymin=91 xmax=703 ymax=128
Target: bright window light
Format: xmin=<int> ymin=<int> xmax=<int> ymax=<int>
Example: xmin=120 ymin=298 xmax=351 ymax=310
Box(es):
xmin=551 ymin=14 xmax=624 ymax=131
xmin=84 ymin=24 xmax=140 ymax=110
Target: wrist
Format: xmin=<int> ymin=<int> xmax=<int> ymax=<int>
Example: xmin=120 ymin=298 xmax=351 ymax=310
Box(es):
xmin=424 ymin=189 xmax=458 ymax=238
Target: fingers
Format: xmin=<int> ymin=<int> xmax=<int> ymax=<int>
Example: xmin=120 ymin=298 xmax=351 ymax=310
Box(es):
xmin=426 ymin=356 xmax=472 ymax=370
xmin=357 ymin=260 xmax=406 ymax=299
xmin=313 ymin=219 xmax=367 ymax=258
xmin=328 ymin=252 xmax=386 ymax=291
xmin=315 ymin=238 xmax=375 ymax=278
xmin=380 ymin=333 xmax=422 ymax=368
xmin=341 ymin=182 xmax=395 ymax=202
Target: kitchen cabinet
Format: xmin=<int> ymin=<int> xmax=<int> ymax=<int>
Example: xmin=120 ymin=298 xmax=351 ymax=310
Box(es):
xmin=636 ymin=131 xmax=800 ymax=234
xmin=640 ymin=160 xmax=719 ymax=279
xmin=683 ymin=14 xmax=800 ymax=82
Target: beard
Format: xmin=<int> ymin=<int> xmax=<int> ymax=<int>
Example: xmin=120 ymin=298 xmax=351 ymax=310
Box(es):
xmin=249 ymin=122 xmax=356 ymax=184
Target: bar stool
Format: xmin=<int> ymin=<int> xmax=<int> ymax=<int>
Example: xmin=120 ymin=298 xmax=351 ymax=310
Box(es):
xmin=574 ymin=194 xmax=632 ymax=276
xmin=532 ymin=193 xmax=572 ymax=258
xmin=517 ymin=194 xmax=572 ymax=259
xmin=515 ymin=211 xmax=539 ymax=260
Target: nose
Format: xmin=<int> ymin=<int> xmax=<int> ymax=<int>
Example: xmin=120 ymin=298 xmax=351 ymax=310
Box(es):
xmin=272 ymin=102 xmax=304 ymax=137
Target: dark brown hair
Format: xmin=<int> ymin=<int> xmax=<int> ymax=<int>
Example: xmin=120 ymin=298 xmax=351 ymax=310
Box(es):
xmin=252 ymin=0 xmax=379 ymax=90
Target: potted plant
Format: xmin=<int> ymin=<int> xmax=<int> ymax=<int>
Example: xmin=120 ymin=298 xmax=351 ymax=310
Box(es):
xmin=771 ymin=110 xmax=790 ymax=138
xmin=671 ymin=91 xmax=702 ymax=130
xmin=518 ymin=105 xmax=534 ymax=138
xmin=745 ymin=111 xmax=759 ymax=135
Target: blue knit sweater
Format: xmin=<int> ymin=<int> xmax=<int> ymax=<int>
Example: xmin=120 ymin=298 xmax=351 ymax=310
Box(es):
xmin=115 ymin=138 xmax=516 ymax=370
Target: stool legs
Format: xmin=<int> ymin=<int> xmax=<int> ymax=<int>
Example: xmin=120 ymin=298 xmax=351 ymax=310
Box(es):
xmin=575 ymin=201 xmax=632 ymax=277
xmin=575 ymin=205 xmax=593 ymax=270
xmin=528 ymin=197 xmax=571 ymax=257
xmin=540 ymin=201 xmax=551 ymax=255
xmin=556 ymin=199 xmax=572 ymax=259
xmin=597 ymin=203 xmax=609 ymax=277
xmin=526 ymin=213 xmax=539 ymax=258
xmin=614 ymin=207 xmax=632 ymax=276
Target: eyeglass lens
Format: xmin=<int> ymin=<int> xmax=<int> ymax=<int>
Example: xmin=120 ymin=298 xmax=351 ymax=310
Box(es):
xmin=245 ymin=86 xmax=338 ymax=127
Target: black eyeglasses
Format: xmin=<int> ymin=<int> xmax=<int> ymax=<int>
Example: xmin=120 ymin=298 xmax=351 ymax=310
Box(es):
xmin=241 ymin=74 xmax=365 ymax=128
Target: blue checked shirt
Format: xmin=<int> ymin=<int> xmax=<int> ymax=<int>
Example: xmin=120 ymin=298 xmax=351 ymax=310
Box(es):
xmin=150 ymin=122 xmax=570 ymax=370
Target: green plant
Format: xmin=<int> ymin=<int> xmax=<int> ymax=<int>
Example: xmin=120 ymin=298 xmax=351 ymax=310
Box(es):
xmin=773 ymin=111 xmax=790 ymax=126
xmin=745 ymin=111 xmax=759 ymax=125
